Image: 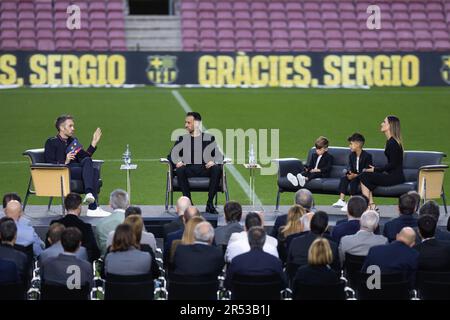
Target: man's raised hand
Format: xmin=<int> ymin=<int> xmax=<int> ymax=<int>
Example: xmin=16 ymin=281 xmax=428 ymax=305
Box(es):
xmin=92 ymin=127 xmax=102 ymax=147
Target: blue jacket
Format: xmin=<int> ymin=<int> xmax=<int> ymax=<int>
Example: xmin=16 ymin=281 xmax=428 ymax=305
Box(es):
xmin=331 ymin=219 xmax=360 ymax=244
xmin=383 ymin=214 xmax=418 ymax=242
xmin=0 ymin=258 xmax=19 ymax=283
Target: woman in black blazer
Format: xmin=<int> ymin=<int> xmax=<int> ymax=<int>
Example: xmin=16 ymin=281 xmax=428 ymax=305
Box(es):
xmin=359 ymin=116 xmax=405 ymax=210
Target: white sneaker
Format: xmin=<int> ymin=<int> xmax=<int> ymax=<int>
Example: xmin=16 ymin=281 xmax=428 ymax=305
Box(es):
xmin=83 ymin=193 xmax=95 ymax=204
xmin=341 ymin=204 xmax=348 ymax=212
xmin=287 ymin=173 xmax=298 ymax=187
xmin=297 ymin=173 xmax=306 ymax=187
xmin=332 ymin=199 xmax=346 ymax=208
xmin=87 ymin=207 xmax=111 ymax=217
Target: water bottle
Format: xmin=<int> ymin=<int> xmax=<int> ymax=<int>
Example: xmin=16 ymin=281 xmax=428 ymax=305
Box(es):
xmin=249 ymin=144 xmax=255 ymax=166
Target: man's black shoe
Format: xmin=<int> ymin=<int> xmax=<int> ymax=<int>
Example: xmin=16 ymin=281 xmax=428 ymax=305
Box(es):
xmin=206 ymin=204 xmax=219 ymax=214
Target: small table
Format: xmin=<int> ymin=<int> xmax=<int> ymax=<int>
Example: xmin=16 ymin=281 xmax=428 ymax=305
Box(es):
xmin=120 ymin=164 xmax=137 ymax=202
xmin=244 ymin=163 xmax=261 ymax=207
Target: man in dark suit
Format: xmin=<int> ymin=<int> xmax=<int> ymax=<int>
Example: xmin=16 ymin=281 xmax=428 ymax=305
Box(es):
xmin=50 ymin=193 xmax=100 ymax=262
xmin=331 ymin=196 xmax=367 ymax=244
xmin=287 ymin=211 xmax=340 ymax=272
xmin=414 ymin=215 xmax=450 ymax=271
xmin=172 ymin=221 xmax=224 ymax=276
xmin=162 ymin=196 xmax=191 ymax=239
xmin=418 ymin=200 xmax=450 ymax=241
xmin=363 ymin=227 xmax=419 ymax=285
xmin=0 ymin=218 xmax=29 ymax=283
xmin=214 ymin=201 xmax=243 ymax=247
xmin=226 ymin=226 xmax=285 ymax=289
xmin=0 ymin=258 xmax=19 ymax=283
xmin=383 ymin=193 xmax=418 ymax=242
xmin=41 ymin=227 xmax=93 ymax=290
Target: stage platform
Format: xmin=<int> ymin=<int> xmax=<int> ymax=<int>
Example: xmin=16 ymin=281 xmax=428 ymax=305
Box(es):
xmin=21 ymin=204 xmax=449 ymax=241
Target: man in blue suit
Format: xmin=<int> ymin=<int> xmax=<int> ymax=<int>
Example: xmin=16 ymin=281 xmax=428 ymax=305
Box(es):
xmin=226 ymin=226 xmax=286 ymax=289
xmin=383 ymin=193 xmax=418 ymax=242
xmin=331 ymin=196 xmax=367 ymax=244
xmin=363 ymin=227 xmax=419 ymax=285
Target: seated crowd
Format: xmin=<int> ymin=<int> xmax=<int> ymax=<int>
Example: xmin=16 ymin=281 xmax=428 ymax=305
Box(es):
xmin=1 ymin=187 xmax=450 ymax=300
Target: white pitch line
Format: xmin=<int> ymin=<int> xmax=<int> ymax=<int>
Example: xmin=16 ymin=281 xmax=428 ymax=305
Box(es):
xmin=171 ymin=89 xmax=262 ymax=205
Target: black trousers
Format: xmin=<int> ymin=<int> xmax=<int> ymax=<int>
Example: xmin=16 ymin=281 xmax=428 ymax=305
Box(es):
xmin=69 ymin=157 xmax=99 ymax=209
xmin=338 ymin=176 xmax=361 ymax=195
xmin=175 ymin=164 xmax=221 ymax=203
xmin=359 ymin=171 xmax=405 ymax=191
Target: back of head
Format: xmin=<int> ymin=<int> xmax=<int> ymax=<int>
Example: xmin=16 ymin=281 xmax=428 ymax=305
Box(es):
xmin=0 ymin=218 xmax=17 ymax=243
xmin=224 ymin=201 xmax=242 ymax=223
xmin=48 ymin=222 xmax=66 ymax=244
xmin=419 ymin=200 xmax=440 ymax=221
xmin=183 ymin=206 xmax=200 ymax=224
xmin=396 ymin=227 xmax=416 ymax=247
xmin=247 ymin=226 xmax=266 ymax=250
xmin=64 ymin=193 xmax=82 ymax=213
xmin=111 ymin=223 xmax=137 ymax=252
xmin=245 ymin=212 xmax=262 ymax=230
xmin=124 ymin=214 xmax=144 ymax=244
xmin=398 ymin=193 xmax=416 ymax=215
xmin=418 ymin=215 xmax=437 ymax=239
xmin=407 ymin=191 xmax=421 ymax=213
xmin=360 ymin=210 xmax=379 ymax=232
xmin=176 ymin=196 xmax=191 ymax=216
xmin=294 ymin=188 xmax=313 ymax=210
xmin=125 ymin=206 xmax=142 ymax=218
xmin=347 ymin=196 xmax=367 ymax=218
xmin=193 ymin=221 xmax=214 ymax=244
xmin=310 ymin=211 xmax=328 ymax=235
xmin=181 ymin=216 xmax=205 ymax=245
xmin=5 ymin=200 xmax=22 ymax=221
xmin=282 ymin=204 xmax=305 ymax=236
xmin=308 ymin=238 xmax=333 ymax=266
xmin=2 ymin=193 xmax=22 ymax=209
xmin=61 ymin=227 xmax=82 ymax=253
xmin=110 ymin=189 xmax=129 ymax=210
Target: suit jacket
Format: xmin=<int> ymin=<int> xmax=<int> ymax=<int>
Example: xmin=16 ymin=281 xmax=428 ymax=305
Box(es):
xmin=383 ymin=214 xmax=418 ymax=242
xmin=0 ymin=244 xmax=29 ymax=282
xmin=214 ymin=221 xmax=244 ymax=246
xmin=414 ymin=238 xmax=450 ymax=271
xmin=163 ymin=229 xmax=183 ymax=266
xmin=294 ymin=265 xmax=340 ymax=286
xmin=168 ymin=133 xmax=222 ymax=166
xmin=306 ymin=151 xmax=333 ymax=177
xmin=39 ymin=241 xmax=88 ymax=265
xmin=362 ymin=241 xmax=419 ymax=285
xmin=271 ymin=214 xmax=287 ymax=239
xmin=163 ymin=216 xmax=184 ymax=239
xmin=0 ymin=258 xmax=19 ymax=283
xmin=95 ymin=209 xmax=125 ymax=256
xmin=41 ymin=253 xmax=93 ymax=288
xmin=435 ymin=228 xmax=450 ymax=242
xmin=287 ymin=232 xmax=341 ymax=272
xmin=172 ymin=243 xmax=224 ymax=277
xmin=105 ymin=248 xmax=152 ymax=276
xmin=339 ymin=230 xmax=388 ymax=264
xmin=44 ymin=135 xmax=96 ymax=165
xmin=51 ymin=214 xmax=100 ymax=262
xmin=331 ymin=219 xmax=360 ymax=244
xmin=347 ymin=150 xmax=373 ymax=174
xmin=225 ymin=248 xmax=286 ymax=289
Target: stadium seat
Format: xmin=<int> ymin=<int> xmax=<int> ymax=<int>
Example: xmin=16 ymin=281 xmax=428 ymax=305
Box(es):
xmin=343 ymin=253 xmax=366 ymax=290
xmin=416 ymin=271 xmax=450 ymax=300
xmin=40 ymin=282 xmax=90 ymax=300
xmin=0 ymin=282 xmax=26 ymax=300
xmin=168 ymin=273 xmax=219 ymax=300
xmin=104 ymin=273 xmax=155 ymax=300
xmin=230 ymin=273 xmax=285 ymax=300
xmin=293 ymin=280 xmax=348 ymax=300
xmin=358 ymin=273 xmax=412 ymax=300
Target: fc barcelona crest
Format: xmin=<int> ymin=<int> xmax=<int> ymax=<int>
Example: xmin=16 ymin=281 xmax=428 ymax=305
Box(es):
xmin=146 ymin=55 xmax=178 ymax=85
xmin=441 ymin=56 xmax=450 ymax=85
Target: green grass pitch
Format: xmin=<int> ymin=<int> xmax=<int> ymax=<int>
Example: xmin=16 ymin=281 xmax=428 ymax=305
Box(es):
xmin=0 ymin=87 xmax=449 ymax=209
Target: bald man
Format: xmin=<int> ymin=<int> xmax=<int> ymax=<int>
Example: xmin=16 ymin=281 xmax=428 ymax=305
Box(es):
xmin=163 ymin=196 xmax=192 ymax=239
xmin=362 ymin=227 xmax=419 ymax=285
xmin=4 ymin=201 xmax=44 ymax=257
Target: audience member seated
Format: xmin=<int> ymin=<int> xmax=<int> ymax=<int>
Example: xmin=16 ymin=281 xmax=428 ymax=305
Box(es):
xmin=407 ymin=190 xmax=421 ymax=214
xmin=172 ymin=221 xmax=224 ymax=277
xmin=41 ymin=227 xmax=93 ymax=289
xmin=226 ymin=212 xmax=278 ymax=263
xmin=418 ymin=200 xmax=450 ymax=241
xmin=383 ymin=193 xmax=418 ymax=242
xmin=2 ymin=193 xmax=22 ymax=218
xmin=272 ymin=189 xmax=314 ymax=238
xmin=277 ymin=205 xmax=306 ymax=263
xmin=339 ymin=210 xmax=388 ymax=264
xmin=287 ymin=211 xmax=340 ymax=272
xmin=4 ymin=200 xmax=44 ymax=257
xmin=331 ymin=196 xmax=367 ymax=244
xmin=414 ymin=215 xmax=450 ymax=271
xmin=163 ymin=196 xmax=191 ymax=239
xmin=40 ymin=223 xmax=88 ymax=265
xmin=294 ymin=238 xmax=340 ymax=286
xmin=0 ymin=258 xmax=19 ymax=284
xmin=105 ymin=224 xmax=152 ymax=276
xmin=107 ymin=206 xmax=157 ymax=253
xmin=169 ymin=215 xmax=205 ymax=266
xmin=50 ymin=193 xmax=100 ymax=262
xmin=214 ymin=201 xmax=243 ymax=247
xmin=363 ymin=227 xmax=419 ymax=285
xmin=0 ymin=218 xmax=28 ymax=282
xmin=96 ymin=189 xmax=129 ymax=255
xmin=226 ymin=227 xmax=285 ymax=289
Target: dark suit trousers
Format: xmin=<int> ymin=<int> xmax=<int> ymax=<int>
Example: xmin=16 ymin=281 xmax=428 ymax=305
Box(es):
xmin=69 ymin=157 xmax=99 ymax=209
xmin=338 ymin=176 xmax=361 ymax=195
xmin=175 ymin=164 xmax=221 ymax=203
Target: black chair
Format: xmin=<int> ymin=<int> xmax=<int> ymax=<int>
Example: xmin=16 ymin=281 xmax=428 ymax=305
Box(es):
xmin=40 ymin=282 xmax=90 ymax=300
xmin=358 ymin=273 xmax=411 ymax=300
xmin=168 ymin=273 xmax=219 ymax=300
xmin=0 ymin=282 xmax=26 ymax=300
xmin=416 ymin=271 xmax=450 ymax=300
xmin=104 ymin=273 xmax=154 ymax=300
xmin=230 ymin=273 xmax=284 ymax=300
xmin=22 ymin=148 xmax=104 ymax=212
xmin=285 ymin=262 xmax=301 ymax=284
xmin=293 ymin=280 xmax=347 ymax=300
xmin=160 ymin=158 xmax=230 ymax=211
xmin=343 ymin=253 xmax=366 ymax=290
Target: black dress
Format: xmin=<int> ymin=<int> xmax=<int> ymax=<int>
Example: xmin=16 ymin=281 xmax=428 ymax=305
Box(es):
xmin=359 ymin=137 xmax=405 ymax=191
